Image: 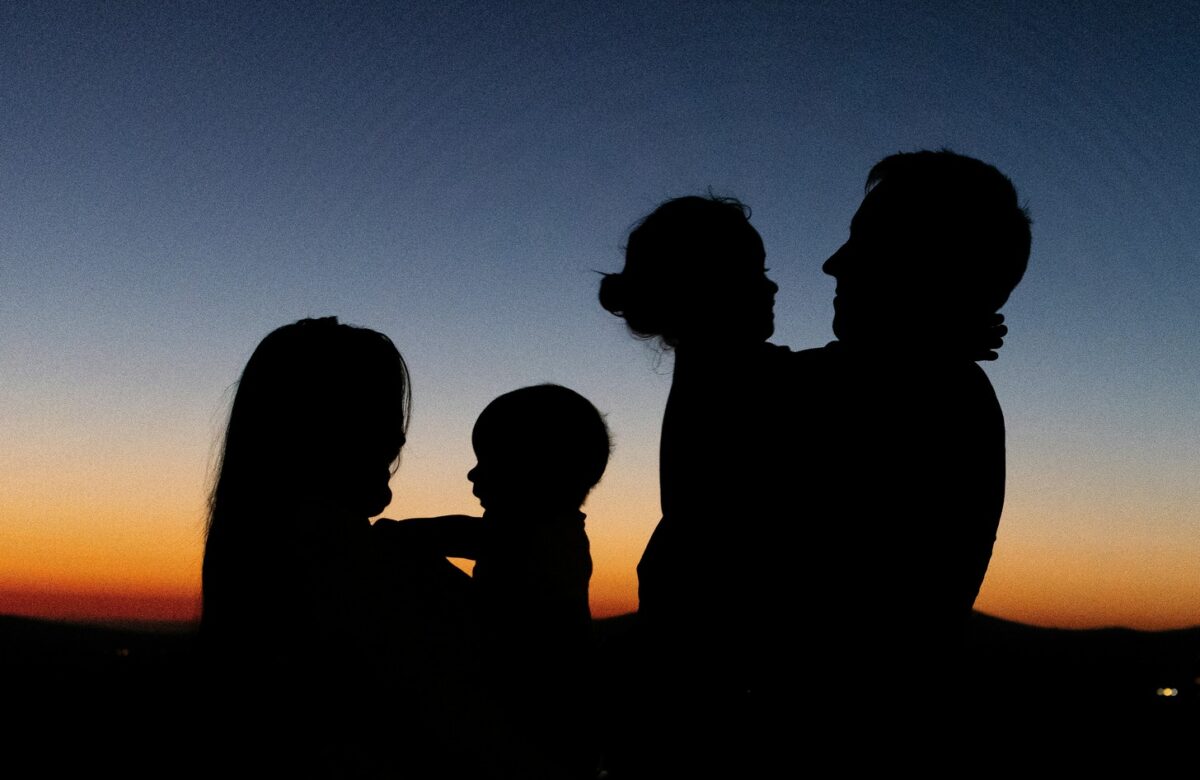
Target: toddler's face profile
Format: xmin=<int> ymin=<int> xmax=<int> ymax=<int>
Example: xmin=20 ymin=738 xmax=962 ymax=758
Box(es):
xmin=466 ymin=458 xmax=488 ymax=509
xmin=468 ymin=438 xmax=539 ymax=512
xmin=674 ymin=231 xmax=778 ymax=346
xmin=466 ymin=447 xmax=507 ymax=511
xmin=466 ymin=458 xmax=497 ymax=510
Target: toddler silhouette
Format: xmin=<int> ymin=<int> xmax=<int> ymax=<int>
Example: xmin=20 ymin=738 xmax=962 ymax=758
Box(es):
xmin=386 ymin=384 xmax=610 ymax=778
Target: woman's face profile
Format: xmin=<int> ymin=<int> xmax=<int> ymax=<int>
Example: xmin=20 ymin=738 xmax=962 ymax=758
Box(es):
xmin=311 ymin=379 xmax=407 ymax=519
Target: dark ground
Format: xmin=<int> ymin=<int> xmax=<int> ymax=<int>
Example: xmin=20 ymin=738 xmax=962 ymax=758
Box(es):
xmin=3 ymin=611 xmax=1196 ymax=773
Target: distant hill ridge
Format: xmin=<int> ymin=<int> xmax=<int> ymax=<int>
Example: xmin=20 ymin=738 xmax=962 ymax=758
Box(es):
xmin=5 ymin=609 xmax=1200 ymax=657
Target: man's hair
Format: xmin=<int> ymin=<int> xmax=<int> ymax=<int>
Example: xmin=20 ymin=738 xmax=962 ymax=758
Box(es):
xmin=867 ymin=149 xmax=1031 ymax=311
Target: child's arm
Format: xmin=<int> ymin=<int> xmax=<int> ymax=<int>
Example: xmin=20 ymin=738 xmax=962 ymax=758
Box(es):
xmin=374 ymin=515 xmax=485 ymax=560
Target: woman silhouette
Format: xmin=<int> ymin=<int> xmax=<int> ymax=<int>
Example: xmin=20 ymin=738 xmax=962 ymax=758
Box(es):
xmin=201 ymin=317 xmax=411 ymax=667
xmin=201 ymin=317 xmax=568 ymax=778
xmin=200 ymin=317 xmax=482 ymax=776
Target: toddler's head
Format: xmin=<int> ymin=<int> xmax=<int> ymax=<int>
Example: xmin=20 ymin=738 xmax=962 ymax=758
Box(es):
xmin=468 ymin=385 xmax=611 ymax=514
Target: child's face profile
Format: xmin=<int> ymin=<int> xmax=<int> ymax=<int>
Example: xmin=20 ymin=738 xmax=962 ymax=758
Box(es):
xmin=467 ymin=427 xmax=531 ymax=512
xmin=467 ymin=444 xmax=508 ymax=512
xmin=466 ymin=457 xmax=489 ymax=509
xmin=675 ymin=229 xmax=777 ymax=346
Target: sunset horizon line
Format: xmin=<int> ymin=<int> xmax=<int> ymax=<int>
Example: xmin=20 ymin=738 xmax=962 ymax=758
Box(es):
xmin=3 ymin=585 xmax=1195 ymax=634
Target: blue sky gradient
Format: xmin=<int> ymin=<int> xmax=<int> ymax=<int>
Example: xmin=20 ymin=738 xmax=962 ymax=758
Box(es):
xmin=2 ymin=1 xmax=1197 ymax=626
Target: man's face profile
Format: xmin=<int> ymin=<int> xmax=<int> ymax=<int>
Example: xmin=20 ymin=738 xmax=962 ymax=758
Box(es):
xmin=823 ymin=185 xmax=915 ymax=343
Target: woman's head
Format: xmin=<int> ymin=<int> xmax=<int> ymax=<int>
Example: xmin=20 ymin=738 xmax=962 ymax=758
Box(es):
xmin=212 ymin=317 xmax=411 ymax=523
xmin=599 ymin=195 xmax=777 ymax=348
xmin=202 ymin=317 xmax=410 ymax=645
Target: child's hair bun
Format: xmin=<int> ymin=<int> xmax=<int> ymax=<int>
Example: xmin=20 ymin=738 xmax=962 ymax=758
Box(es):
xmin=598 ymin=271 xmax=629 ymax=317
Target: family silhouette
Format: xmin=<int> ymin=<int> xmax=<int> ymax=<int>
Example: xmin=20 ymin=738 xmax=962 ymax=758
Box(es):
xmin=199 ymin=149 xmax=1031 ymax=777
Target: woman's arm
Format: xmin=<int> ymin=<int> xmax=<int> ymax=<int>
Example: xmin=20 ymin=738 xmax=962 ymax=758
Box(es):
xmin=374 ymin=515 xmax=485 ymax=559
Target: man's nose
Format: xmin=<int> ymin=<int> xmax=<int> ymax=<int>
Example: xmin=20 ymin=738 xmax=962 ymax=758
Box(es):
xmin=823 ymin=241 xmax=851 ymax=277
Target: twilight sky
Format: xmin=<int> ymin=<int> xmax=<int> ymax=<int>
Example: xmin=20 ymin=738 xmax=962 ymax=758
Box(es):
xmin=2 ymin=1 xmax=1197 ymax=628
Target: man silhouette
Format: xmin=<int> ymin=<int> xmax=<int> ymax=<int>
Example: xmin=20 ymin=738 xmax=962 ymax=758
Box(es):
xmin=797 ymin=150 xmax=1031 ymax=732
xmin=599 ymin=153 xmax=1030 ymax=771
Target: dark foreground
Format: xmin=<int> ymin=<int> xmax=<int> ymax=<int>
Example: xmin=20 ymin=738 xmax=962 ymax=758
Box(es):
xmin=3 ymin=611 xmax=1196 ymax=774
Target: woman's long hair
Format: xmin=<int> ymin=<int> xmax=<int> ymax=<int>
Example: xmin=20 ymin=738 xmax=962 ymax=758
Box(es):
xmin=200 ymin=317 xmax=410 ymax=649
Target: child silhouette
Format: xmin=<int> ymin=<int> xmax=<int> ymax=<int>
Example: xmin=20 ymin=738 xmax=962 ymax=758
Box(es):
xmin=386 ymin=384 xmax=610 ymax=778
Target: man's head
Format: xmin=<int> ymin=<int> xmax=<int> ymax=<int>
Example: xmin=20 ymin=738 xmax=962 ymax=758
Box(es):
xmin=823 ymin=150 xmax=1031 ymax=351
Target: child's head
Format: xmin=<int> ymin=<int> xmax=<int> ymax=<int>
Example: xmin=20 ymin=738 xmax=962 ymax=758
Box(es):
xmin=468 ymin=384 xmax=611 ymax=513
xmin=599 ymin=195 xmax=777 ymax=349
